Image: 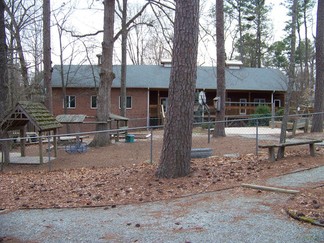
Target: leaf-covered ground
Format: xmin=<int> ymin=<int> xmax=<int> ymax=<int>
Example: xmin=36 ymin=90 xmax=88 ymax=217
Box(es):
xmin=1 ymin=132 xmax=323 ymax=226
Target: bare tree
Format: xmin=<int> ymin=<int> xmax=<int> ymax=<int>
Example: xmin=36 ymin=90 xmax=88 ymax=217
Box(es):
xmin=311 ymin=0 xmax=324 ymax=132
xmin=4 ymin=0 xmax=44 ymax=105
xmin=91 ymin=0 xmax=115 ymax=147
xmin=3 ymin=1 xmax=39 ymax=92
xmin=148 ymin=0 xmax=175 ymax=54
xmin=156 ymin=0 xmax=200 ymax=178
xmin=118 ymin=0 xmax=127 ymax=117
xmin=124 ymin=3 xmax=159 ymax=65
xmin=0 ymin=0 xmax=7 ymax=114
xmin=0 ymin=0 xmax=10 ymax=167
xmin=213 ymin=0 xmax=226 ymax=137
xmin=43 ymin=0 xmax=52 ymax=112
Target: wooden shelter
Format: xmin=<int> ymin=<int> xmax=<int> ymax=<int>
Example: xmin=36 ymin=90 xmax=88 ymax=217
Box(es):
xmin=55 ymin=113 xmax=129 ymax=142
xmin=0 ymin=102 xmax=62 ymax=164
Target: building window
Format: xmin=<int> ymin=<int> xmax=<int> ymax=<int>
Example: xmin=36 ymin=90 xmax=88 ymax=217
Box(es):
xmin=91 ymin=96 xmax=97 ymax=109
xmin=119 ymin=96 xmax=132 ymax=109
xmin=65 ymin=95 xmax=76 ymax=108
xmin=239 ymin=98 xmax=247 ymax=115
xmin=274 ymin=99 xmax=281 ymax=107
xmin=254 ymin=98 xmax=266 ymax=105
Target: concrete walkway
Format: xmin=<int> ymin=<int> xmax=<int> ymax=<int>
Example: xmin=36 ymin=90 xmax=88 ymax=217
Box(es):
xmin=0 ymin=167 xmax=323 ymax=243
xmin=0 ymin=152 xmax=53 ymax=164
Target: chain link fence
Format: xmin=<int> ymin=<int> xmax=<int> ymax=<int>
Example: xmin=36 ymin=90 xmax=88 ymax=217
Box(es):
xmin=1 ymin=112 xmax=323 ymax=172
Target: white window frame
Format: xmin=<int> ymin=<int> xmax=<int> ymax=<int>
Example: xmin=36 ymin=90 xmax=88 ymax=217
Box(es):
xmin=253 ymin=98 xmax=266 ymax=106
xmin=90 ymin=95 xmax=97 ymax=109
xmin=239 ymin=98 xmax=247 ymax=115
xmin=160 ymin=97 xmax=168 ymax=113
xmin=119 ymin=96 xmax=132 ymax=109
xmin=65 ymin=95 xmax=76 ymax=109
xmin=274 ymin=99 xmax=281 ymax=107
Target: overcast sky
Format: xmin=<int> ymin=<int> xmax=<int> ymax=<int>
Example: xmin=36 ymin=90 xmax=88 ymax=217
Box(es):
xmin=50 ymin=0 xmax=317 ymax=66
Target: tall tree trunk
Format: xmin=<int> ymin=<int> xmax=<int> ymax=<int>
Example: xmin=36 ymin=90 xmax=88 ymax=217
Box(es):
xmin=156 ymin=0 xmax=200 ymax=178
xmin=256 ymin=1 xmax=262 ymax=68
xmin=278 ymin=0 xmax=298 ymax=159
xmin=213 ymin=0 xmax=226 ymax=137
xmin=43 ymin=0 xmax=52 ymax=113
xmin=91 ymin=0 xmax=115 ymax=147
xmin=311 ymin=0 xmax=324 ymax=132
xmin=120 ymin=0 xmax=127 ymax=118
xmin=238 ymin=3 xmax=244 ymax=63
xmin=303 ymin=0 xmax=310 ymax=91
xmin=0 ymin=0 xmax=10 ymax=166
xmin=0 ymin=0 xmax=6 ymax=113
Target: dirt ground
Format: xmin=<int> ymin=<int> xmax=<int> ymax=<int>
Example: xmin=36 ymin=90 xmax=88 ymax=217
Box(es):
xmin=0 ymin=130 xmax=323 ymax=226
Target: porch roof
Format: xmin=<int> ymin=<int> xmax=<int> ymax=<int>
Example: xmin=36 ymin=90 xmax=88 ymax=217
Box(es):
xmin=51 ymin=65 xmax=287 ymax=92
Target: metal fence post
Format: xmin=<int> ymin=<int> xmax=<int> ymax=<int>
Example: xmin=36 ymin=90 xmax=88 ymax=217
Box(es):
xmin=256 ymin=118 xmax=259 ymax=156
xmin=208 ymin=121 xmax=211 ymax=144
xmin=208 ymin=112 xmax=211 ymax=144
xmin=48 ymin=135 xmax=51 ymax=171
xmin=150 ymin=128 xmax=153 ymax=164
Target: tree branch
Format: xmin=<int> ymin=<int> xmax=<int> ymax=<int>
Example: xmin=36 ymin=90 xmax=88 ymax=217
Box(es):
xmin=68 ymin=2 xmax=150 ymax=42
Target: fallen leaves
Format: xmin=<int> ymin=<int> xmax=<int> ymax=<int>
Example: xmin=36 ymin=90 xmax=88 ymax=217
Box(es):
xmin=0 ymin=147 xmax=323 ymax=226
xmin=285 ymin=187 xmax=324 ymax=226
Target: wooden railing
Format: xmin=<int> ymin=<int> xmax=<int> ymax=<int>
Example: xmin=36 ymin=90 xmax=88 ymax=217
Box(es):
xmin=150 ymin=102 xmax=277 ymax=122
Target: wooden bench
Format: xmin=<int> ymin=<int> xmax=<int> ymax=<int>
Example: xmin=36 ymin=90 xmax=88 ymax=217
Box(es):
xmin=270 ymin=118 xmax=310 ymax=137
xmin=259 ymin=139 xmax=322 ymax=162
xmin=110 ymin=126 xmax=128 ymax=142
xmin=287 ymin=118 xmax=309 ymax=136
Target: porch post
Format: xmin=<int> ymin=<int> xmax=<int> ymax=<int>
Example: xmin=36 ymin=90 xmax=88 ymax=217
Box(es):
xmin=147 ymin=88 xmax=150 ymax=127
xmin=158 ymin=90 xmax=161 ymax=125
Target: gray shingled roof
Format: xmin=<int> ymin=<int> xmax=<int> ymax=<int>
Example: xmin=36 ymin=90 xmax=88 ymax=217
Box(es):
xmin=51 ymin=65 xmax=287 ymax=92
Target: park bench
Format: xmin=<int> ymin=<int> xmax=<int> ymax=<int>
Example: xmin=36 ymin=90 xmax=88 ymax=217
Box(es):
xmin=270 ymin=118 xmax=309 ymax=137
xmin=258 ymin=139 xmax=322 ymax=162
xmin=287 ymin=118 xmax=309 ymax=136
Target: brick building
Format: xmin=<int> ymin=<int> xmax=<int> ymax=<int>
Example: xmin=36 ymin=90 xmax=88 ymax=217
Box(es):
xmin=51 ymin=61 xmax=287 ymax=130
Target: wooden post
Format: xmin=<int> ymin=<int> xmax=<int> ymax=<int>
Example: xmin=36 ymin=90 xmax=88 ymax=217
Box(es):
xmin=116 ymin=120 xmax=120 ymax=142
xmin=292 ymin=120 xmax=297 ymax=136
xmin=309 ymin=143 xmax=315 ymax=157
xmin=39 ymin=131 xmax=43 ymax=164
xmin=54 ymin=129 xmax=58 ymax=157
xmin=20 ymin=126 xmax=26 ymax=157
xmin=268 ymin=147 xmax=276 ymax=162
xmin=242 ymin=184 xmax=300 ymax=194
xmin=305 ymin=118 xmax=309 ymax=133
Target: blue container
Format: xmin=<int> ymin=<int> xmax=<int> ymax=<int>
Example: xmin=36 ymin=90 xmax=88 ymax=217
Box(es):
xmin=125 ymin=134 xmax=135 ymax=143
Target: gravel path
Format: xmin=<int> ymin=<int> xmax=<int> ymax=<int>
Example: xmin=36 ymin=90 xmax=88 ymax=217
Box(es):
xmin=1 ymin=167 xmax=323 ymax=243
xmin=266 ymin=166 xmax=324 ymax=187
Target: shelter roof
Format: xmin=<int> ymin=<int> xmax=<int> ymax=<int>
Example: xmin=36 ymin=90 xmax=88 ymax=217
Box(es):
xmin=0 ymin=102 xmax=62 ymax=132
xmin=56 ymin=114 xmax=86 ymax=124
xmin=109 ymin=113 xmax=129 ymax=121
